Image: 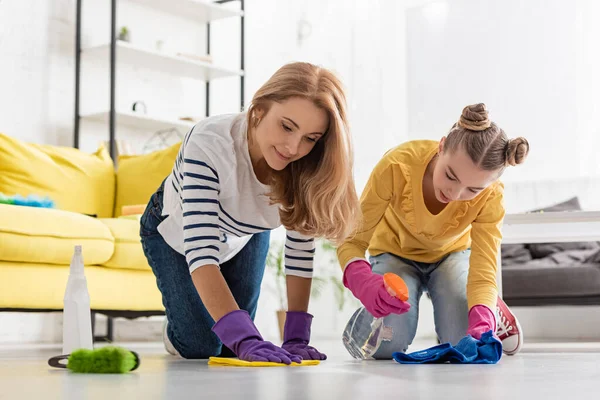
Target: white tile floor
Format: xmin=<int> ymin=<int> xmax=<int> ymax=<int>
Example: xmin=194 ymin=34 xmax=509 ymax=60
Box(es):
xmin=1 ymin=339 xmax=599 ymax=400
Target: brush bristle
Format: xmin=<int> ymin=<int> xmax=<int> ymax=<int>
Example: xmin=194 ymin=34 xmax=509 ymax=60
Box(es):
xmin=68 ymin=346 xmax=137 ymax=374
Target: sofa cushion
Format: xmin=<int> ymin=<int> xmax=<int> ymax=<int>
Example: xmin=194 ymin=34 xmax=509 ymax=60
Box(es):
xmin=0 ymin=133 xmax=115 ymax=218
xmin=114 ymin=142 xmax=179 ymax=217
xmin=0 ymin=204 xmax=114 ymax=265
xmin=0 ymin=262 xmax=163 ymax=311
xmin=503 ymin=258 xmax=600 ymax=300
xmin=100 ymin=217 xmax=150 ymax=271
xmin=501 ymin=243 xmax=533 ymax=265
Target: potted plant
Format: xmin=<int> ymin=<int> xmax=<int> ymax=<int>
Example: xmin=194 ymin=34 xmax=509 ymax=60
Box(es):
xmin=317 ymin=239 xmax=358 ymax=312
xmin=118 ymin=26 xmax=130 ymax=42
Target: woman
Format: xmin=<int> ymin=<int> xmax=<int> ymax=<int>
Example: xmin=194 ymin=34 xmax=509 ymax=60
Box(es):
xmin=140 ymin=62 xmax=360 ymax=363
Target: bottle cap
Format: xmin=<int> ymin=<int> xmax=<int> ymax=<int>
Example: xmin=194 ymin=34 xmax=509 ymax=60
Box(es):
xmin=383 ymin=273 xmax=409 ymax=301
xmin=70 ymin=245 xmax=84 ymax=274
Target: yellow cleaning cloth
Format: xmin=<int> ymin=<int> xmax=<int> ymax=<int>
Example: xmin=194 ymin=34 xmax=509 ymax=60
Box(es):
xmin=208 ymin=357 xmax=320 ymax=367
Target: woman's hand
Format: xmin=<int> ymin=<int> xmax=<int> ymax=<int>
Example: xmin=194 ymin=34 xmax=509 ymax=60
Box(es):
xmin=212 ymin=310 xmax=301 ymax=364
xmin=281 ymin=311 xmax=326 ymax=360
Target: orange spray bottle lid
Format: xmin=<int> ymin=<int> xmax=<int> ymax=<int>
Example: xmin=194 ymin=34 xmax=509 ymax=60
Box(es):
xmin=383 ymin=273 xmax=409 ymax=301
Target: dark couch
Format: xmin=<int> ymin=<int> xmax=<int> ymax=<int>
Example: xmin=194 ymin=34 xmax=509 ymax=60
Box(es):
xmin=501 ymin=197 xmax=600 ymax=306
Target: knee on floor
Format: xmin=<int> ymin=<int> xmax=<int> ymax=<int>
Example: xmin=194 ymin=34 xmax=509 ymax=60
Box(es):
xmin=177 ymin=344 xmax=222 ymax=360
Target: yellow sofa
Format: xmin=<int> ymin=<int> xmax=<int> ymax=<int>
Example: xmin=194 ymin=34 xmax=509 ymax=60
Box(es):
xmin=0 ymin=133 xmax=180 ymax=335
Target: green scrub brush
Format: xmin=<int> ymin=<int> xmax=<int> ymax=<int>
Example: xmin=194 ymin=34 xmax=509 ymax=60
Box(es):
xmin=48 ymin=346 xmax=140 ymax=373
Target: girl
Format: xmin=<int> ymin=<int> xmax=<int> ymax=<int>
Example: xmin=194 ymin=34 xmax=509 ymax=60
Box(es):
xmin=338 ymin=103 xmax=529 ymax=359
xmin=140 ymin=62 xmax=360 ymax=363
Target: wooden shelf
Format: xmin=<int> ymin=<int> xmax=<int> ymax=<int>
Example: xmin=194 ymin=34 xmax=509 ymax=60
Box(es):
xmin=127 ymin=0 xmax=243 ymax=22
xmin=82 ymin=41 xmax=244 ymax=81
xmin=81 ymin=110 xmax=197 ymax=132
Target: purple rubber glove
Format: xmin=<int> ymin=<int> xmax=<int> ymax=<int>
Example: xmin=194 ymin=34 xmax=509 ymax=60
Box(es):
xmin=466 ymin=304 xmax=498 ymax=340
xmin=281 ymin=311 xmax=327 ymax=361
xmin=212 ymin=310 xmax=301 ymax=364
xmin=343 ymin=260 xmax=411 ymax=318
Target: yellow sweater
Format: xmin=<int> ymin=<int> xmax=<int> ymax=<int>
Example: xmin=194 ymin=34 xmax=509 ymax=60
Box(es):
xmin=337 ymin=140 xmax=505 ymax=310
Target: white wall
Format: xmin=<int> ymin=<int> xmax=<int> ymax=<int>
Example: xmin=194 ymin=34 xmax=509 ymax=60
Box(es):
xmin=0 ymin=0 xmax=74 ymax=146
xmin=405 ymin=0 xmax=600 ymax=184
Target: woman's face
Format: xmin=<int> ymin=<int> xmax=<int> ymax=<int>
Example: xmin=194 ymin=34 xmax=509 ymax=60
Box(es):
xmin=253 ymin=97 xmax=329 ymax=170
xmin=432 ymin=138 xmax=500 ymax=203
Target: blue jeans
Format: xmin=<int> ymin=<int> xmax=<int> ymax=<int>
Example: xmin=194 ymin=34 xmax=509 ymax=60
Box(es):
xmin=140 ymin=181 xmax=271 ymax=359
xmin=343 ymin=251 xmax=470 ymax=359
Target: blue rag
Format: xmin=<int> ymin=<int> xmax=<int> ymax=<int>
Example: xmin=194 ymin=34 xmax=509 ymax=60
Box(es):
xmin=392 ymin=330 xmax=502 ymax=364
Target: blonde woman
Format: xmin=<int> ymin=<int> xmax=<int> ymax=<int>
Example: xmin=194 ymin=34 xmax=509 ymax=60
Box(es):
xmin=339 ymin=103 xmax=528 ymax=359
xmin=140 ymin=62 xmax=360 ymax=363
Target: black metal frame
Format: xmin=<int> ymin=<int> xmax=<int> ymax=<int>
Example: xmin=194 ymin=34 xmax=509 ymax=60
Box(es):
xmin=216 ymin=0 xmax=245 ymax=112
xmin=74 ymin=0 xmax=245 ymax=160
xmin=74 ymin=0 xmax=82 ymax=149
xmin=109 ymin=0 xmax=117 ymax=160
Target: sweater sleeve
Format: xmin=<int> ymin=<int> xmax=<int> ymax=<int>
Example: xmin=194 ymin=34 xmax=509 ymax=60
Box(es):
xmin=467 ymin=183 xmax=505 ymax=310
xmin=336 ymin=158 xmax=395 ymax=270
xmin=284 ymin=230 xmax=315 ymax=278
xmin=181 ymin=139 xmax=223 ymax=274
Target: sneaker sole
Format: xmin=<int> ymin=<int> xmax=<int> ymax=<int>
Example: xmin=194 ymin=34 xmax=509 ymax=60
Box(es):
xmin=502 ymin=316 xmax=523 ymax=356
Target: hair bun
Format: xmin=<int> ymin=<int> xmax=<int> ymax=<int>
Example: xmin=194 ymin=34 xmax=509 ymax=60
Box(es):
xmin=457 ymin=103 xmax=491 ymax=131
xmin=505 ymin=137 xmax=530 ymax=166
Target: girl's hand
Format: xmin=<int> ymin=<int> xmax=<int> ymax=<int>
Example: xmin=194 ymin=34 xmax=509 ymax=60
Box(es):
xmin=466 ymin=304 xmax=497 ymax=340
xmin=343 ymin=260 xmax=411 ymax=318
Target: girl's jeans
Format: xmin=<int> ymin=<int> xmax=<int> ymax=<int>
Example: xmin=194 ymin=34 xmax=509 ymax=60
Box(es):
xmin=343 ymin=250 xmax=470 ymax=359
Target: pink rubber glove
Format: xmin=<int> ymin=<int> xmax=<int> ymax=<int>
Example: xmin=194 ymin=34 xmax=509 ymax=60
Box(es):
xmin=343 ymin=260 xmax=411 ymax=318
xmin=466 ymin=304 xmax=497 ymax=340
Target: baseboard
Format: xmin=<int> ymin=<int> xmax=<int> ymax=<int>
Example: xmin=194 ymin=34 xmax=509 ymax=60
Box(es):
xmin=0 ymin=313 xmax=64 ymax=343
xmin=510 ymin=305 xmax=600 ymax=340
xmin=0 ymin=312 xmax=164 ymax=344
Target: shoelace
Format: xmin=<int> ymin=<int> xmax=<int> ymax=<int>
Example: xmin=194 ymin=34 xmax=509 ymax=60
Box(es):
xmin=496 ymin=309 xmax=514 ymax=338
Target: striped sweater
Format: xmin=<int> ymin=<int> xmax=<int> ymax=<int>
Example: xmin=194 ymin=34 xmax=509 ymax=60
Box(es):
xmin=157 ymin=113 xmax=315 ymax=278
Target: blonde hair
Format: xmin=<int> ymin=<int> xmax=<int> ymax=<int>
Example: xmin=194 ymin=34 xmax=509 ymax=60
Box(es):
xmin=444 ymin=103 xmax=530 ymax=170
xmin=246 ymin=62 xmax=360 ymax=244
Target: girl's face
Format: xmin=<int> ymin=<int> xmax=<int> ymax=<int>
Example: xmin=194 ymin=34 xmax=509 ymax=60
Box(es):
xmin=253 ymin=97 xmax=328 ymax=170
xmin=432 ymin=138 xmax=500 ymax=203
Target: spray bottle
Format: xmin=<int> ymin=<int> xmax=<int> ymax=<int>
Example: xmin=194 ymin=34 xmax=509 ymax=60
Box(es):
xmin=62 ymin=245 xmax=93 ymax=354
xmin=359 ymin=273 xmax=410 ymax=358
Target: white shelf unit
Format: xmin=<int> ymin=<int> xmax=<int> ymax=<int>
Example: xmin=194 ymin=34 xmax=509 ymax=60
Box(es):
xmin=74 ymin=0 xmax=245 ymax=159
xmin=127 ymin=0 xmax=244 ymax=22
xmin=81 ymin=110 xmax=197 ymax=132
xmin=82 ymin=41 xmax=243 ymax=81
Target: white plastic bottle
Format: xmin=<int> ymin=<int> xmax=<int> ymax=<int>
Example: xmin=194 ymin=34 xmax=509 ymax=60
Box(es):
xmin=62 ymin=245 xmax=93 ymax=354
